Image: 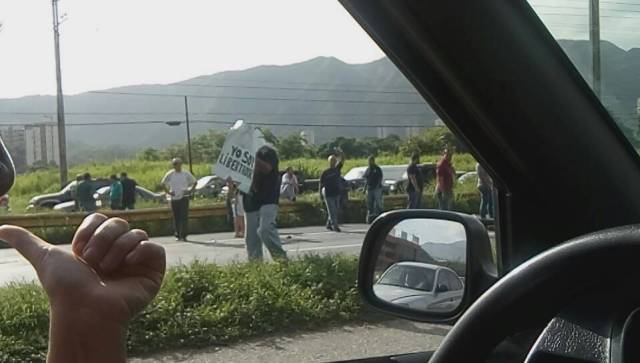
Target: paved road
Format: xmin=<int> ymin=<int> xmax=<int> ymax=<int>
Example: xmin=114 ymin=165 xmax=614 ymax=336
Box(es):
xmin=130 ymin=319 xmax=449 ymax=363
xmin=0 ymin=224 xmax=369 ymax=285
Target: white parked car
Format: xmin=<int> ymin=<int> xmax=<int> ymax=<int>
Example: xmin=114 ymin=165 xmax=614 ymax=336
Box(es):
xmin=373 ymin=261 xmax=464 ymax=313
xmin=457 ymin=171 xmax=478 ymax=184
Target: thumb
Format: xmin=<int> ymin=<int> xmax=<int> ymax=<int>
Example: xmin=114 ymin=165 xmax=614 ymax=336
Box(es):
xmin=0 ymin=225 xmax=50 ymax=271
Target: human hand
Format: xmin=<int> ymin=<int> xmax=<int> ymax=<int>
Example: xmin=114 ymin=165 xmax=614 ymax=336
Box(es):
xmin=0 ymin=214 xmax=166 ymax=362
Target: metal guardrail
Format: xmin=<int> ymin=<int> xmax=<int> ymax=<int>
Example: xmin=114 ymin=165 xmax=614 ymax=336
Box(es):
xmin=0 ymin=202 xmax=313 ymax=229
xmin=0 ymin=195 xmax=494 ymax=228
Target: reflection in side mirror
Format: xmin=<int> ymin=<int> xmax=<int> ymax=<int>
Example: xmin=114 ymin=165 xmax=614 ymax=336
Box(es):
xmin=372 ymin=218 xmax=467 ymax=315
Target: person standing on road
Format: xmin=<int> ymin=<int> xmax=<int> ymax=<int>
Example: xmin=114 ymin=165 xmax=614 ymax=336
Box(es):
xmin=120 ymin=172 xmax=137 ymax=210
xmin=406 ymin=153 xmax=424 ymax=209
xmin=227 ymin=179 xmax=245 ymax=238
xmin=109 ymin=174 xmax=123 ymax=210
xmin=320 ymin=154 xmax=343 ymax=232
xmin=364 ymin=155 xmax=384 ymax=223
xmin=243 ymin=146 xmax=287 ymax=261
xmin=280 ymin=167 xmax=299 ymax=202
xmin=477 ymin=163 xmax=494 ymax=219
xmin=70 ymin=174 xmax=83 ymax=211
xmin=435 ymin=148 xmax=456 ymax=210
xmin=161 ymin=158 xmax=196 ymax=241
xmin=77 ymin=172 xmax=97 ymax=212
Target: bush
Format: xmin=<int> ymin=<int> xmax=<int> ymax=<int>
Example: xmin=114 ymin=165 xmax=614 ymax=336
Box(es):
xmin=0 ymin=255 xmax=362 ymax=362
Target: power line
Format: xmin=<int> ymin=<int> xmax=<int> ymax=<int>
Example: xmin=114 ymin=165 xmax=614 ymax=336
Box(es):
xmin=171 ymin=82 xmax=418 ymax=95
xmin=89 ymin=90 xmax=427 ymax=105
xmin=188 ymin=76 xmax=415 ymax=90
xmin=537 ymin=11 xmax=640 ymax=19
xmin=0 ymin=111 xmax=433 ymax=117
xmin=0 ymin=119 xmax=438 ymax=128
xmin=534 ymin=4 xmax=640 ymax=13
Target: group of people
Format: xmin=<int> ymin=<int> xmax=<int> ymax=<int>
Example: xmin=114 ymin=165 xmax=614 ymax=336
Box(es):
xmin=161 ymin=146 xmax=495 ymax=259
xmin=70 ymin=172 xmax=138 ymax=212
xmin=345 ymin=147 xmax=494 ymax=228
xmin=164 ymin=150 xmax=288 ymax=261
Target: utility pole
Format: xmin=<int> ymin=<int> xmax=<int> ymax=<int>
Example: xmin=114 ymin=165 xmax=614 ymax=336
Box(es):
xmin=184 ymin=96 xmax=193 ymax=174
xmin=589 ymin=0 xmax=601 ymax=98
xmin=52 ymin=0 xmax=68 ymax=187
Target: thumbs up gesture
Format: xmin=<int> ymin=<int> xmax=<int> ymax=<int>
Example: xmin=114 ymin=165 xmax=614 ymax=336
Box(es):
xmin=0 ymin=214 xmax=166 ymax=363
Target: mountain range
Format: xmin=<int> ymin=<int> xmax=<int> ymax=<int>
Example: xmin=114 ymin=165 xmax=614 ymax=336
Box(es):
xmin=0 ymin=39 xmax=638 ymax=162
xmin=420 ymin=241 xmax=466 ymax=263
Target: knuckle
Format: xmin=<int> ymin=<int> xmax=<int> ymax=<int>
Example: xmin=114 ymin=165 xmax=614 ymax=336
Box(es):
xmin=0 ymin=225 xmax=27 ymax=239
xmin=130 ymin=229 xmax=149 ymax=240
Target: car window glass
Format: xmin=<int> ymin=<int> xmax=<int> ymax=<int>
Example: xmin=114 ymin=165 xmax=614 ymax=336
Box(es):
xmin=529 ymin=0 xmax=640 ymax=149
xmin=0 ymin=1 xmax=499 ymax=361
xmin=443 ymin=270 xmax=463 ymax=291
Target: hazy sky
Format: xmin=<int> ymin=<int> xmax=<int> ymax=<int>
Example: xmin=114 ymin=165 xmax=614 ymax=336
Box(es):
xmin=0 ymin=0 xmax=638 ymax=99
xmin=393 ymin=219 xmax=466 ymax=245
xmin=0 ymin=0 xmax=384 ymax=99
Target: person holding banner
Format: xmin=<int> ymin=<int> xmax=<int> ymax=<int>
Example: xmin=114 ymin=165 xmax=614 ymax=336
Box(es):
xmin=243 ymin=146 xmax=288 ymax=261
xmin=161 ymin=158 xmax=196 ymax=241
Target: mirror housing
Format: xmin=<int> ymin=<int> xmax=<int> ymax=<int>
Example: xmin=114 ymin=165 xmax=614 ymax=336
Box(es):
xmin=358 ymin=209 xmax=497 ymax=323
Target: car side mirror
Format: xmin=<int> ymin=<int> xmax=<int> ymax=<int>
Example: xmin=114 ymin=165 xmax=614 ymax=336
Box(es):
xmin=358 ymin=210 xmax=497 ymax=323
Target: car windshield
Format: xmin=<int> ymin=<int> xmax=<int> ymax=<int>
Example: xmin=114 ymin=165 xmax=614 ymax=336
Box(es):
xmin=0 ymin=1 xmax=484 ymax=361
xmin=528 ymin=0 xmax=640 ymax=150
xmin=381 ymin=166 xmax=408 ymax=181
xmin=378 ymin=265 xmax=436 ymax=292
xmin=344 ymin=167 xmax=367 ymax=180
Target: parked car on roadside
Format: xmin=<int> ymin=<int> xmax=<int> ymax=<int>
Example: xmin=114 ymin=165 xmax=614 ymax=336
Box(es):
xmin=194 ymin=175 xmax=225 ymax=198
xmin=28 ymin=179 xmax=111 ymax=210
xmin=93 ymin=185 xmax=165 ymax=204
xmin=374 ymin=261 xmax=464 ymax=312
xmin=390 ymin=164 xmax=437 ymax=194
xmin=457 ymin=171 xmax=478 ymax=184
xmin=53 ymin=185 xmax=165 ymax=212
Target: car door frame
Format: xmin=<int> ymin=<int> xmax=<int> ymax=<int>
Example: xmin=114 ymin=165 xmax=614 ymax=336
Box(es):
xmin=341 ymin=0 xmax=640 ymax=275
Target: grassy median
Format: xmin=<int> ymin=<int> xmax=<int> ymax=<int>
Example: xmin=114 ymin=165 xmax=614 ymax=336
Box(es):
xmin=0 ymin=254 xmax=361 ymax=362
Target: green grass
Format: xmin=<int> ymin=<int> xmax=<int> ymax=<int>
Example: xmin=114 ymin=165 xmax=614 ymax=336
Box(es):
xmin=0 ymin=254 xmax=362 ymax=362
xmin=8 ymin=153 xmax=477 ymax=214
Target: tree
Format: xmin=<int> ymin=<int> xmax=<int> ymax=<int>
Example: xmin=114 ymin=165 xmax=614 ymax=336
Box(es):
xmin=399 ymin=127 xmax=467 ymax=156
xmin=137 ymin=148 xmax=161 ymax=161
xmin=276 ymin=133 xmax=315 ymax=160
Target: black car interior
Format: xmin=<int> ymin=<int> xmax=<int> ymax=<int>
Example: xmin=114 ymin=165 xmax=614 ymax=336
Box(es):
xmin=339 ymin=0 xmax=640 ymax=362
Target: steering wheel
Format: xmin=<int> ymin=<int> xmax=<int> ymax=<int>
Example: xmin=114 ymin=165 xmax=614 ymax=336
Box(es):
xmin=429 ymin=225 xmax=640 ymax=362
xmin=0 ymin=136 xmax=15 ymax=196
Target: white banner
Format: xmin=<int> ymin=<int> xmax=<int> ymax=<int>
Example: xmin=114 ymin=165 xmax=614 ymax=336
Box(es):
xmin=214 ymin=120 xmax=266 ymax=194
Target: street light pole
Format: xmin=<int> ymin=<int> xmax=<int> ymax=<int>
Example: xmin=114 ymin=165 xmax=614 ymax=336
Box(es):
xmin=184 ymin=96 xmax=193 ymax=174
xmin=52 ymin=0 xmax=68 ymax=187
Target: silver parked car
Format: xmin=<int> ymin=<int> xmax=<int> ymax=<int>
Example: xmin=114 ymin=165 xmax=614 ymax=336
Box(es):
xmin=194 ymin=175 xmax=225 ymax=198
xmin=373 ymin=261 xmax=464 ymax=313
xmin=53 ymin=185 xmax=165 ymax=212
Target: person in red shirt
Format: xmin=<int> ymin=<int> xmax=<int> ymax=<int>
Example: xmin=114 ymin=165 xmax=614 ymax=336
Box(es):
xmin=435 ymin=148 xmax=456 ymax=210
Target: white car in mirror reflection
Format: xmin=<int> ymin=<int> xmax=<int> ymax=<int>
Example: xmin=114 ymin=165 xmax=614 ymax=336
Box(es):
xmin=373 ymin=262 xmax=464 ymax=313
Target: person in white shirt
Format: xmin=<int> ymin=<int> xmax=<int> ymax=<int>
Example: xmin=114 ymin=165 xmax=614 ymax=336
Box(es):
xmin=161 ymin=158 xmax=196 ymax=241
xmin=280 ymin=167 xmax=299 ymax=201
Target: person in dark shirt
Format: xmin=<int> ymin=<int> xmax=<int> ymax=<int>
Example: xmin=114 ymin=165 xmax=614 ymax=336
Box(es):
xmin=435 ymin=148 xmax=456 ymax=210
xmin=120 ymin=172 xmax=137 ymax=210
xmin=407 ymin=153 xmax=424 ymax=209
xmin=363 ymin=155 xmax=384 ymax=223
xmin=243 ymin=146 xmax=287 ymax=261
xmin=320 ymin=154 xmax=343 ymax=232
xmin=76 ymin=172 xmax=97 ymax=212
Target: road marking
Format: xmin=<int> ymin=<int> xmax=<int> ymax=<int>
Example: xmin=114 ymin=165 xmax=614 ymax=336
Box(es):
xmin=288 ymin=243 xmax=362 ymax=252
